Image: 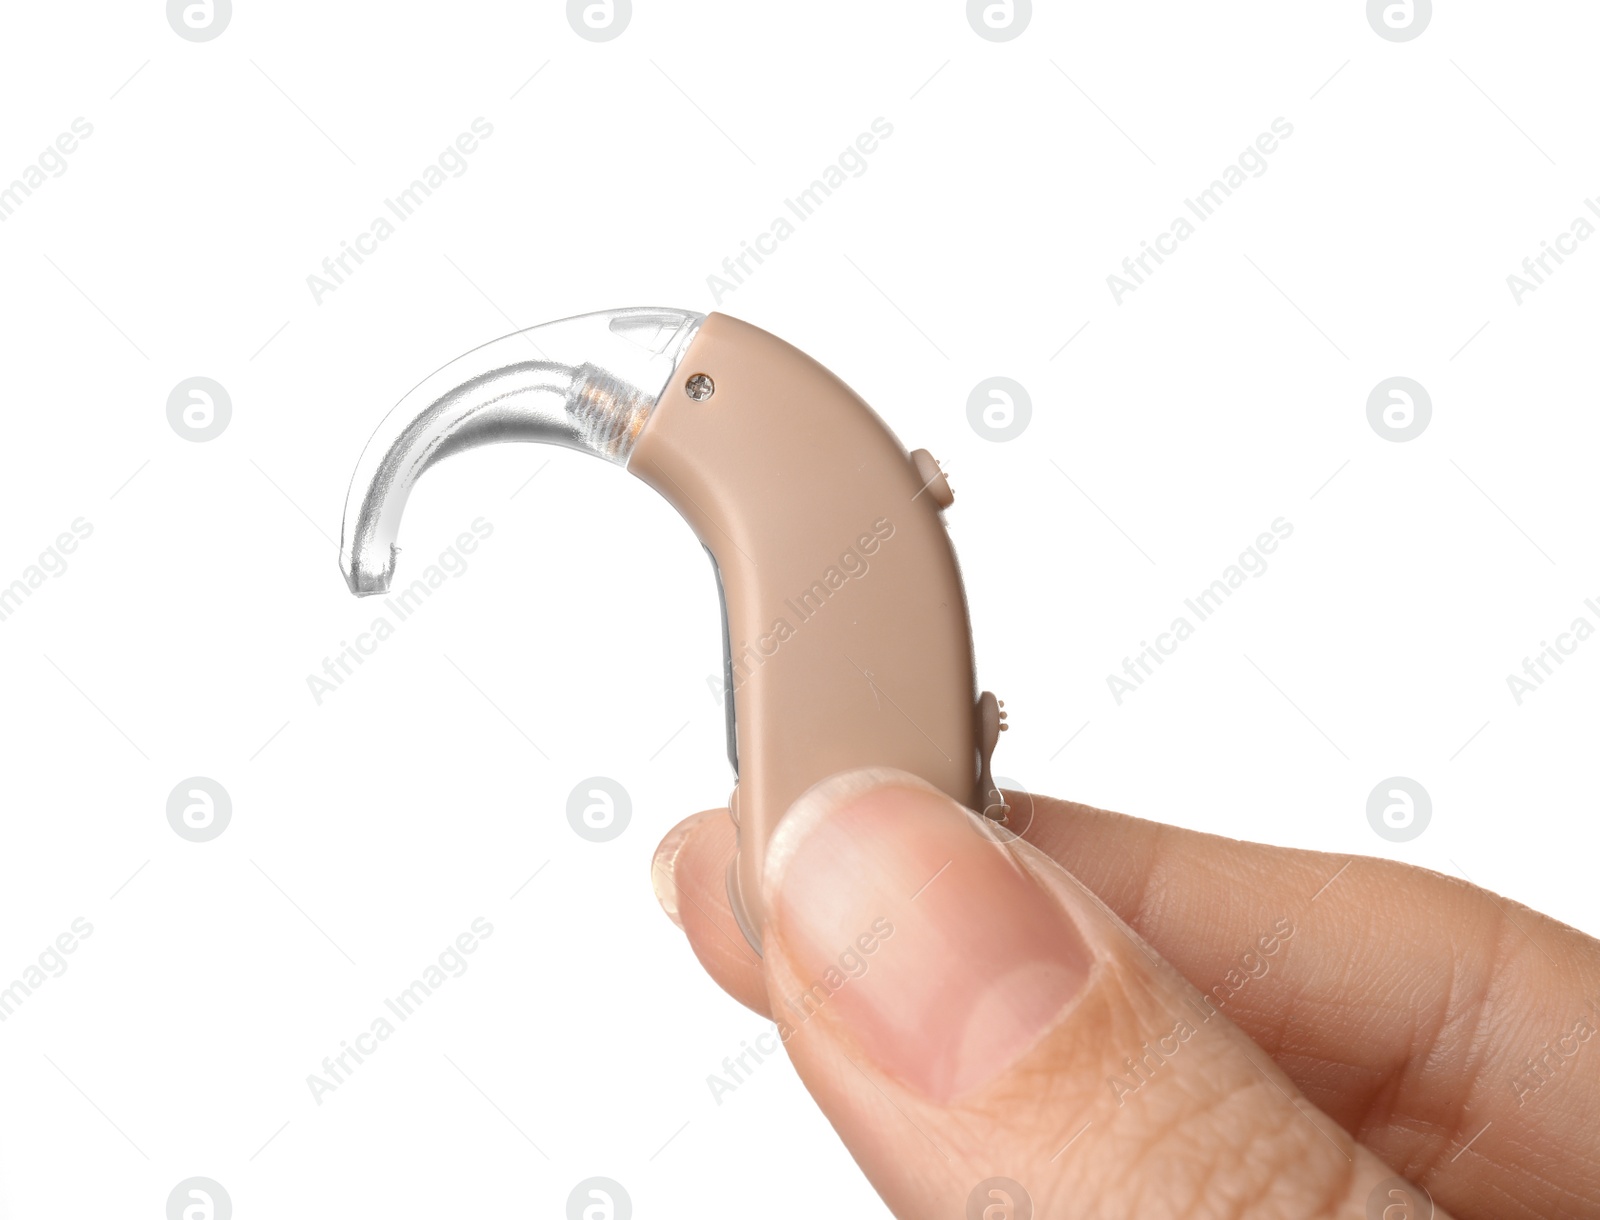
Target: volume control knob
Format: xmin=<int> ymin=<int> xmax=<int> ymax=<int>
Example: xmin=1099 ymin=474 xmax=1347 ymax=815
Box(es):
xmin=910 ymin=449 xmax=954 ymax=509
xmin=977 ymin=690 xmax=1008 ymax=819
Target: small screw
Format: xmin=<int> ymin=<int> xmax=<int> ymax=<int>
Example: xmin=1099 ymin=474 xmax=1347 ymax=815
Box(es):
xmin=685 ymin=373 xmax=715 ymax=401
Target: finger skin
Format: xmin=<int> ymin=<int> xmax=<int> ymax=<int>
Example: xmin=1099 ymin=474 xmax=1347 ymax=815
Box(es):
xmin=655 ymin=793 xmax=1600 ymax=1220
xmin=753 ymin=772 xmax=1410 ymax=1220
xmin=1026 ymin=796 xmax=1600 ymax=1220
xmin=653 ymin=808 xmax=767 ymax=1014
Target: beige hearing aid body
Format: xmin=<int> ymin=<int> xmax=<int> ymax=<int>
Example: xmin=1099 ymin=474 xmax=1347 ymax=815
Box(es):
xmin=341 ymin=308 xmax=1003 ymax=950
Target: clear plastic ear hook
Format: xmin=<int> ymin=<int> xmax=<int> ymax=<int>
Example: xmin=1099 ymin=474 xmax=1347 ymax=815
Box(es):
xmin=340 ymin=307 xmax=703 ymax=595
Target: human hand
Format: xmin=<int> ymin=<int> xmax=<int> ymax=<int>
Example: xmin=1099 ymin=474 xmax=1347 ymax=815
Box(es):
xmin=651 ymin=769 xmax=1600 ymax=1219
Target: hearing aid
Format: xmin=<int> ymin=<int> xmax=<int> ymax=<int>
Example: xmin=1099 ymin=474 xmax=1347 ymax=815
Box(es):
xmin=340 ymin=308 xmax=1006 ymax=950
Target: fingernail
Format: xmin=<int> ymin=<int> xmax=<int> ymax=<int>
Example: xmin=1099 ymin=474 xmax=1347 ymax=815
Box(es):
xmin=651 ymin=812 xmax=716 ymax=930
xmin=763 ymin=769 xmax=1094 ymax=1102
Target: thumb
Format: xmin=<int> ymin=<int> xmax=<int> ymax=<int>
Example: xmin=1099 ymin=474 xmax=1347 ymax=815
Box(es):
xmin=755 ymin=769 xmax=1440 ymax=1220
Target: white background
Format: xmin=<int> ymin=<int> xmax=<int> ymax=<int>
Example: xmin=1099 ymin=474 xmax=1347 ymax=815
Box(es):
xmin=2 ymin=1 xmax=1597 ymax=1216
